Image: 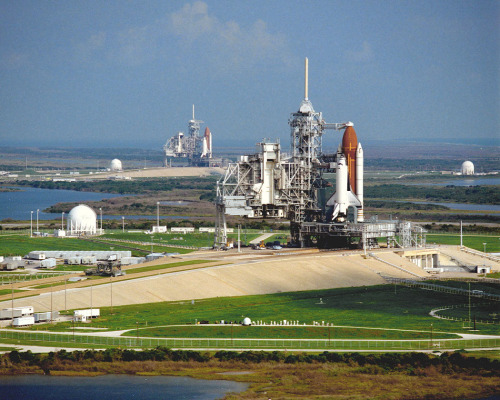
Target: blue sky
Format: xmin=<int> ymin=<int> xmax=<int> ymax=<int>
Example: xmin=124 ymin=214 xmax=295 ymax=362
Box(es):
xmin=1 ymin=0 xmax=498 ymax=150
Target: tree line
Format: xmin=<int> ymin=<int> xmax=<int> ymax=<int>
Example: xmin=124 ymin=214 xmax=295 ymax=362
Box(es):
xmin=1 ymin=347 xmax=498 ymax=376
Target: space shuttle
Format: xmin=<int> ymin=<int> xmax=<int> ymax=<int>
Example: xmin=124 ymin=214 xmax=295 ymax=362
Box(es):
xmin=201 ymin=127 xmax=212 ymax=158
xmin=326 ymin=122 xmax=364 ymax=222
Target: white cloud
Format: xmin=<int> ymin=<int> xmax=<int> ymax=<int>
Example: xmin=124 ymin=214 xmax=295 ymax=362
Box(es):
xmin=346 ymin=41 xmax=374 ymax=63
xmin=75 ymin=1 xmax=290 ymax=71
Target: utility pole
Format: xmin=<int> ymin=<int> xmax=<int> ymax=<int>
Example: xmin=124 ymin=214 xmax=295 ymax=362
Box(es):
xmin=156 ymin=202 xmax=160 ymax=230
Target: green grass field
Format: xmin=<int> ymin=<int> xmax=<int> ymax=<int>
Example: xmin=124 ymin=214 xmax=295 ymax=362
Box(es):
xmin=40 ymin=285 xmax=500 ymax=337
xmin=101 ymin=231 xmax=264 ymax=248
xmin=0 ymin=236 xmax=121 ymax=257
xmin=426 ymin=234 xmax=500 ymax=252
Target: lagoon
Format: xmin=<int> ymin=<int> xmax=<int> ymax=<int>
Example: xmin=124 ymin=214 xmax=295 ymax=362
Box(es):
xmin=0 ymin=374 xmax=248 ymax=400
xmin=0 ymin=187 xmax=188 ymax=221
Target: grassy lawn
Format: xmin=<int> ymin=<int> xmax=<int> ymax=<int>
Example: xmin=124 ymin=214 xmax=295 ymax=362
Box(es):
xmin=101 ymin=231 xmax=263 ymax=248
xmin=427 ymin=234 xmax=500 ymax=252
xmin=0 ymin=236 xmax=123 ymax=257
xmin=91 ymin=237 xmax=193 ymax=255
xmin=0 ymin=289 xmax=23 ymax=295
xmin=36 ymin=285 xmax=500 ymax=336
xmin=53 ymin=265 xmax=90 ymax=272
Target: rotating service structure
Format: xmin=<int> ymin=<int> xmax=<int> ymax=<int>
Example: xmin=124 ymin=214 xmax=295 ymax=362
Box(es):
xmin=214 ymin=58 xmax=425 ymax=250
xmin=163 ymin=105 xmax=214 ymax=166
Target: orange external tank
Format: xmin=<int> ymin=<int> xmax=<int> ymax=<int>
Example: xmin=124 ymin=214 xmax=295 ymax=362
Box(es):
xmin=341 ymin=123 xmax=358 ymax=194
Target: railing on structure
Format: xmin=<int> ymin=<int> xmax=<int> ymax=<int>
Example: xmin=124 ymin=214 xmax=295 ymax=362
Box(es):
xmin=0 ymin=273 xmax=71 ymax=286
xmin=383 ymin=276 xmax=500 ymax=302
xmin=460 ymin=246 xmax=500 ymax=263
xmin=369 ymin=254 xmax=422 ymax=278
xmin=0 ymin=330 xmax=499 ymax=351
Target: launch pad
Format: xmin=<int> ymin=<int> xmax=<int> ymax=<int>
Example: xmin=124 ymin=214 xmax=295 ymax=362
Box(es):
xmin=214 ymin=58 xmax=425 ymax=250
xmin=163 ymin=105 xmax=221 ymax=167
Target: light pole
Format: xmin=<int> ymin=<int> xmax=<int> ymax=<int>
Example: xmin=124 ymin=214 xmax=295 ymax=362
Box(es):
xmin=156 ymin=201 xmax=160 ymax=230
xmin=90 ymin=283 xmax=93 ymax=324
xmin=238 ymin=224 xmax=241 ymax=253
xmin=99 ymin=207 xmax=103 ymax=233
xmin=30 ymin=211 xmax=33 ymax=237
xmin=122 ymin=216 xmax=125 ymax=233
xmin=110 ymin=276 xmax=113 ymax=315
xmin=36 ymin=208 xmax=39 ymax=233
xmin=61 ymin=211 xmax=65 ymax=231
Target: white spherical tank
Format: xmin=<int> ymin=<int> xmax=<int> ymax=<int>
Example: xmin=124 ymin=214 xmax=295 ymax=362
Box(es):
xmin=67 ymin=204 xmax=97 ymax=235
xmin=461 ymin=161 xmax=474 ymax=175
xmin=110 ymin=158 xmax=123 ymax=171
xmin=242 ymin=317 xmax=251 ymax=326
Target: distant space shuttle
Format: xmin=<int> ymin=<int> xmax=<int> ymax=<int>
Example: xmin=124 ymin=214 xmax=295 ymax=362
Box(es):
xmin=201 ymin=127 xmax=212 ymax=158
xmin=326 ymin=122 xmax=364 ymax=222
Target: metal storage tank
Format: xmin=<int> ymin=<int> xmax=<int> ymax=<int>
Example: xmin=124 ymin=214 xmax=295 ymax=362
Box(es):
xmin=110 ymin=159 xmax=123 ymax=171
xmin=461 ymin=161 xmax=474 ymax=175
xmin=67 ymin=204 xmax=97 ymax=235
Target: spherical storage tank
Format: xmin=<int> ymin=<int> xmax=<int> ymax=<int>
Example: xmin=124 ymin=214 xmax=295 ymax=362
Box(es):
xmin=242 ymin=317 xmax=251 ymax=326
xmin=461 ymin=161 xmax=474 ymax=175
xmin=110 ymin=159 xmax=123 ymax=171
xmin=67 ymin=204 xmax=97 ymax=235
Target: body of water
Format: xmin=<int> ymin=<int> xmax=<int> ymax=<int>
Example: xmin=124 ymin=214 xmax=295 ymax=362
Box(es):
xmin=0 ymin=374 xmax=248 ymax=400
xmin=0 ymin=187 xmax=188 ymax=221
xmin=410 ymin=201 xmax=500 ymax=212
xmin=412 ymin=177 xmax=500 ymax=186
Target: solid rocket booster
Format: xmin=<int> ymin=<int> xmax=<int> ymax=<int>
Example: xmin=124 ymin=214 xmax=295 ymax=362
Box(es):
xmin=356 ymin=143 xmax=364 ymax=221
xmin=336 ymin=155 xmax=348 ymax=216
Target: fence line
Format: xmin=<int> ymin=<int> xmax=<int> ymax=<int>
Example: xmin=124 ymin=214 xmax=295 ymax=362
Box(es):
xmin=430 ymin=303 xmax=499 ymax=325
xmin=1 ymin=330 xmax=499 ymax=351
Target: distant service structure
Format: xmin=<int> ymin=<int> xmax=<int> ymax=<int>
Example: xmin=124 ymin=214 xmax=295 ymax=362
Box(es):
xmin=215 ymin=58 xmax=425 ymax=250
xmin=163 ymin=105 xmax=220 ymax=167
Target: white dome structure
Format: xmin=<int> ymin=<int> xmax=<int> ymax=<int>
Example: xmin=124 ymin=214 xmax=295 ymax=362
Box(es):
xmin=110 ymin=159 xmax=123 ymax=171
xmin=67 ymin=204 xmax=97 ymax=235
xmin=242 ymin=317 xmax=252 ymax=326
xmin=461 ymin=161 xmax=474 ymax=175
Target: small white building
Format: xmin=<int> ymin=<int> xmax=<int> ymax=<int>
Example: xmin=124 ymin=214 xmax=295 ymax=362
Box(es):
xmin=170 ymin=227 xmax=195 ymax=234
xmin=13 ymin=316 xmax=35 ymax=327
xmin=146 ymin=253 xmax=165 ymax=262
xmin=151 ymin=225 xmax=167 ymax=233
xmin=40 ymin=258 xmax=57 ymax=268
xmin=74 ymin=309 xmax=100 ymax=322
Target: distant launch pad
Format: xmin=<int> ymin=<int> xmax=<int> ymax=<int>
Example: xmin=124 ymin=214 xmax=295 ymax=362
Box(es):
xmin=215 ymin=58 xmax=425 ymax=250
xmin=163 ymin=105 xmax=220 ymax=167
